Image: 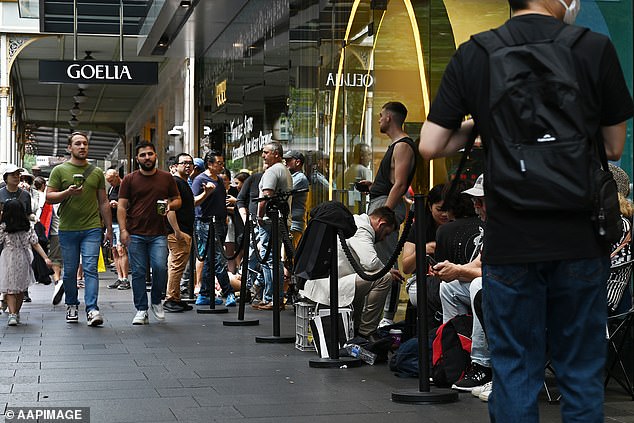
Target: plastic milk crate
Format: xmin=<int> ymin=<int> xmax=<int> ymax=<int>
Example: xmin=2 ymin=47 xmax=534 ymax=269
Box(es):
xmin=295 ymin=302 xmax=316 ymax=351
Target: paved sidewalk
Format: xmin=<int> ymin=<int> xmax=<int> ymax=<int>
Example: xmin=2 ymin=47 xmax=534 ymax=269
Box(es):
xmin=1 ymin=270 xmax=633 ymax=422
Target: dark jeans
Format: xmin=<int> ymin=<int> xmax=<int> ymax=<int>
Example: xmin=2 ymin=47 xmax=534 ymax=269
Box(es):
xmin=483 ymin=257 xmax=609 ymax=423
xmin=195 ymin=219 xmax=233 ymax=298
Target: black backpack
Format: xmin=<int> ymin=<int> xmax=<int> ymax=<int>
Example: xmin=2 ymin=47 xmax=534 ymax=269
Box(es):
xmin=467 ymin=24 xmax=621 ymax=244
xmin=431 ymin=314 xmax=473 ymax=388
xmin=472 ymin=24 xmax=595 ymax=211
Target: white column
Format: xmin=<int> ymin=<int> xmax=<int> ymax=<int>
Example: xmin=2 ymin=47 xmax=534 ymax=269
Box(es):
xmin=184 ymin=56 xmax=195 ymax=155
xmin=0 ymin=34 xmax=9 ymax=164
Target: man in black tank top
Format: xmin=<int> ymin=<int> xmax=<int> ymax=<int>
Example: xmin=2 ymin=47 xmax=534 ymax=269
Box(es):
xmin=360 ymin=101 xmax=416 ymax=324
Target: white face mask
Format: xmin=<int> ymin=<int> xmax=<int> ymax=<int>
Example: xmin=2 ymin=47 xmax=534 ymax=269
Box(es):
xmin=557 ymin=0 xmax=581 ymax=24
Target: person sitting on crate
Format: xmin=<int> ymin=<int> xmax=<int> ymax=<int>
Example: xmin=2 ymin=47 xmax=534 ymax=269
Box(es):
xmin=300 ymin=206 xmax=404 ymax=340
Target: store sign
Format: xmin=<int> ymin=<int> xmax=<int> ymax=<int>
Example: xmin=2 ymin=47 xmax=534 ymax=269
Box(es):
xmin=324 ymin=71 xmax=374 ymax=89
xmin=215 ymin=80 xmax=227 ymax=107
xmin=39 ymin=61 xmax=158 ymax=85
xmin=230 ymin=115 xmax=273 ymax=161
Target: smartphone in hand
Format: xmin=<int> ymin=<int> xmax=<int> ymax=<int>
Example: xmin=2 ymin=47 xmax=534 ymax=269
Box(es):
xmin=426 ymin=254 xmax=438 ymax=268
xmin=354 ymin=181 xmax=370 ymax=192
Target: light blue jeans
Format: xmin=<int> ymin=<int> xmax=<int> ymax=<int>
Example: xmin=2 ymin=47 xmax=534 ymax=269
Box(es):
xmin=483 ymin=257 xmax=609 ymax=423
xmin=439 ymin=277 xmax=489 ymax=367
xmin=127 ymin=235 xmax=168 ymax=311
xmin=258 ymin=221 xmax=284 ymax=303
xmin=58 ymin=228 xmax=101 ymax=313
xmin=195 ymin=219 xmax=233 ymax=298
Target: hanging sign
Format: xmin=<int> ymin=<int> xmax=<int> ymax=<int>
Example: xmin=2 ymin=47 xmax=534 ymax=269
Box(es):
xmin=39 ymin=61 xmax=158 ymax=85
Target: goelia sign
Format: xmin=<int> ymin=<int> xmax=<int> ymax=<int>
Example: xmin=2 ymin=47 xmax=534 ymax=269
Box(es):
xmin=39 ymin=61 xmax=158 ymax=85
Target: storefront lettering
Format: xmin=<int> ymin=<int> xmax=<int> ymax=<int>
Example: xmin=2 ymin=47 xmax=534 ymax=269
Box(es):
xmin=66 ymin=64 xmax=132 ymax=80
xmin=215 ymin=80 xmax=227 ymax=107
xmin=232 ymin=131 xmax=273 ymax=161
xmin=325 ymin=72 xmax=374 ymax=88
xmin=230 ymin=116 xmax=254 ymax=142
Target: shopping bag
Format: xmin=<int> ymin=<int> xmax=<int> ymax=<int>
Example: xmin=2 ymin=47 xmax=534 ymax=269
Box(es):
xmin=98 ymin=247 xmax=106 ymax=273
xmin=309 ymin=307 xmax=354 ymax=358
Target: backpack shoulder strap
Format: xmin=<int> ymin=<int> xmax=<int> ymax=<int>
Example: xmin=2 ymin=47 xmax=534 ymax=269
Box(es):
xmin=83 ymin=163 xmax=96 ymax=179
xmin=553 ymin=25 xmax=588 ymax=48
xmin=471 ymin=28 xmax=508 ymax=54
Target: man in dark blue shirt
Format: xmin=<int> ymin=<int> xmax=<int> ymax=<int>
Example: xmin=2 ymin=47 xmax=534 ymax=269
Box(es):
xmin=191 ymin=152 xmax=236 ymax=307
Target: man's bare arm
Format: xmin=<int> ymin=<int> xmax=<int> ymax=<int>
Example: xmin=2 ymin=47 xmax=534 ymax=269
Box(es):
xmin=602 ymin=121 xmax=627 ymax=161
xmin=419 ymin=119 xmax=474 ymax=160
xmin=385 ymin=142 xmax=415 ymax=210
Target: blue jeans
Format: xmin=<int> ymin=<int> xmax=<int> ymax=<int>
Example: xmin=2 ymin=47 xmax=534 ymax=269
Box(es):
xmin=58 ymin=228 xmax=101 ymax=313
xmin=439 ymin=277 xmax=489 ymax=367
xmin=127 ymin=235 xmax=168 ymax=311
xmin=258 ymin=221 xmax=283 ymax=303
xmin=483 ymin=257 xmax=609 ymax=423
xmin=195 ymin=219 xmax=233 ymax=298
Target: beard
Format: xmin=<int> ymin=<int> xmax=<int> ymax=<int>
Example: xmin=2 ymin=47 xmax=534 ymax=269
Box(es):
xmin=139 ymin=159 xmax=156 ymax=171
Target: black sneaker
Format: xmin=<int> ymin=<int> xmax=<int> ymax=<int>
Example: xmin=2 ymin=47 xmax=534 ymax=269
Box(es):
xmin=163 ymin=300 xmax=185 ymax=313
xmin=177 ymin=300 xmax=194 ymax=311
xmin=117 ymin=280 xmax=131 ymax=290
xmin=107 ymin=279 xmax=122 ymax=289
xmin=452 ymin=362 xmax=492 ymax=392
xmin=23 ymin=290 xmax=32 ymax=303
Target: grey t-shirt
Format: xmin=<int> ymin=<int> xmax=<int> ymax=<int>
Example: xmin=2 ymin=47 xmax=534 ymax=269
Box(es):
xmin=0 ymin=187 xmax=33 ymax=217
xmin=259 ymin=162 xmax=292 ymax=223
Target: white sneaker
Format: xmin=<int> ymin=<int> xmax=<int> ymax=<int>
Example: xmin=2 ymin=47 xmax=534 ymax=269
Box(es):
xmin=52 ymin=281 xmax=65 ymax=305
xmin=472 ymin=381 xmax=492 ymax=397
xmin=132 ymin=310 xmax=149 ymax=325
xmin=87 ymin=310 xmax=104 ymax=327
xmin=378 ymin=318 xmax=394 ymax=328
xmin=478 ymin=381 xmax=493 ymax=402
xmin=7 ymin=314 xmax=18 ymax=326
xmin=150 ymin=303 xmax=165 ymax=321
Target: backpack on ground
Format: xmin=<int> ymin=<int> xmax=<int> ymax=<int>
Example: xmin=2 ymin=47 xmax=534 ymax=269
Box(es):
xmin=432 ymin=314 xmax=473 ymax=388
xmin=389 ymin=337 xmax=419 ymax=378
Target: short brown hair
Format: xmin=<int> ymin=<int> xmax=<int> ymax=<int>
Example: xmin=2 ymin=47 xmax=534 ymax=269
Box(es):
xmin=67 ymin=131 xmax=88 ymax=145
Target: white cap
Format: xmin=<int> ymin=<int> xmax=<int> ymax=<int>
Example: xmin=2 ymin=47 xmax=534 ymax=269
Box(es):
xmin=1 ymin=164 xmax=25 ymax=180
xmin=462 ymin=174 xmax=484 ymax=197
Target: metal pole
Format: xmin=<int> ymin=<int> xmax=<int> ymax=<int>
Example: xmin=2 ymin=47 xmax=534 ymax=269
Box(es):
xmin=308 ymin=229 xmax=361 ymax=368
xmin=391 ymin=194 xmax=459 ymax=403
xmin=73 ymin=0 xmax=78 ymax=61
xmin=271 ymin=210 xmax=281 ymax=336
xmin=119 ymin=0 xmax=124 ymax=61
xmin=224 ymin=212 xmax=259 ymax=326
xmin=255 ymin=206 xmax=293 ymax=343
xmin=197 ymin=217 xmax=227 ymax=314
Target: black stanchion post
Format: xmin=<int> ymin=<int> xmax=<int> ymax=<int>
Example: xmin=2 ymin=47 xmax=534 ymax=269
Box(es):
xmin=392 ymin=194 xmax=459 ymax=403
xmin=256 ymin=209 xmax=294 ymax=343
xmin=197 ymin=217 xmax=228 ymax=314
xmin=224 ymin=213 xmax=259 ymax=326
xmin=309 ymin=230 xmax=361 ymax=368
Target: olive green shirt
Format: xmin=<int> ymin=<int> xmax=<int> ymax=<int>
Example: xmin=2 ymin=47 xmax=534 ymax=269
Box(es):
xmin=48 ymin=162 xmax=105 ymax=231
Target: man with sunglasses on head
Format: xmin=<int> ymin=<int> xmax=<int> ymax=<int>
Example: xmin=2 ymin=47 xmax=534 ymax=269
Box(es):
xmin=46 ymin=131 xmax=113 ymax=326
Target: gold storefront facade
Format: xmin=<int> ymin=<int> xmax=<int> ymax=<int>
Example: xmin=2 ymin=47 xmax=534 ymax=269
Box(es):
xmin=198 ymin=1 xmax=509 ymax=210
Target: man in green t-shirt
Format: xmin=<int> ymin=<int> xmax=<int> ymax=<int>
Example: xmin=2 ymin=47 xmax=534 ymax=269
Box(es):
xmin=47 ymin=131 xmax=113 ymax=327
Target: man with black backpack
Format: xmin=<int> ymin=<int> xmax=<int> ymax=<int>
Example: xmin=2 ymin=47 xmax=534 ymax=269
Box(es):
xmin=420 ymin=1 xmax=633 ymax=422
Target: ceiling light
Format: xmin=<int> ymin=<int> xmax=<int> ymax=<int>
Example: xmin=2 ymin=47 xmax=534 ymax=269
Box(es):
xmin=69 ymin=103 xmax=82 ymax=116
xmin=158 ymin=36 xmax=169 ymax=48
xmin=73 ymin=89 xmax=87 ymax=104
xmin=179 ymin=1 xmax=192 ymax=7
xmin=68 ymin=117 xmax=79 ymax=127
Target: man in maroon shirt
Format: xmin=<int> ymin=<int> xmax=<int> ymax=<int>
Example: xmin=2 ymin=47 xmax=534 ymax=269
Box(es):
xmin=117 ymin=141 xmax=181 ymax=325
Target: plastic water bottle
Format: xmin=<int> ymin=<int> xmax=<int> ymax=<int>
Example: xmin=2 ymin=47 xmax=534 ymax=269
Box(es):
xmin=345 ymin=344 xmax=377 ymax=365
